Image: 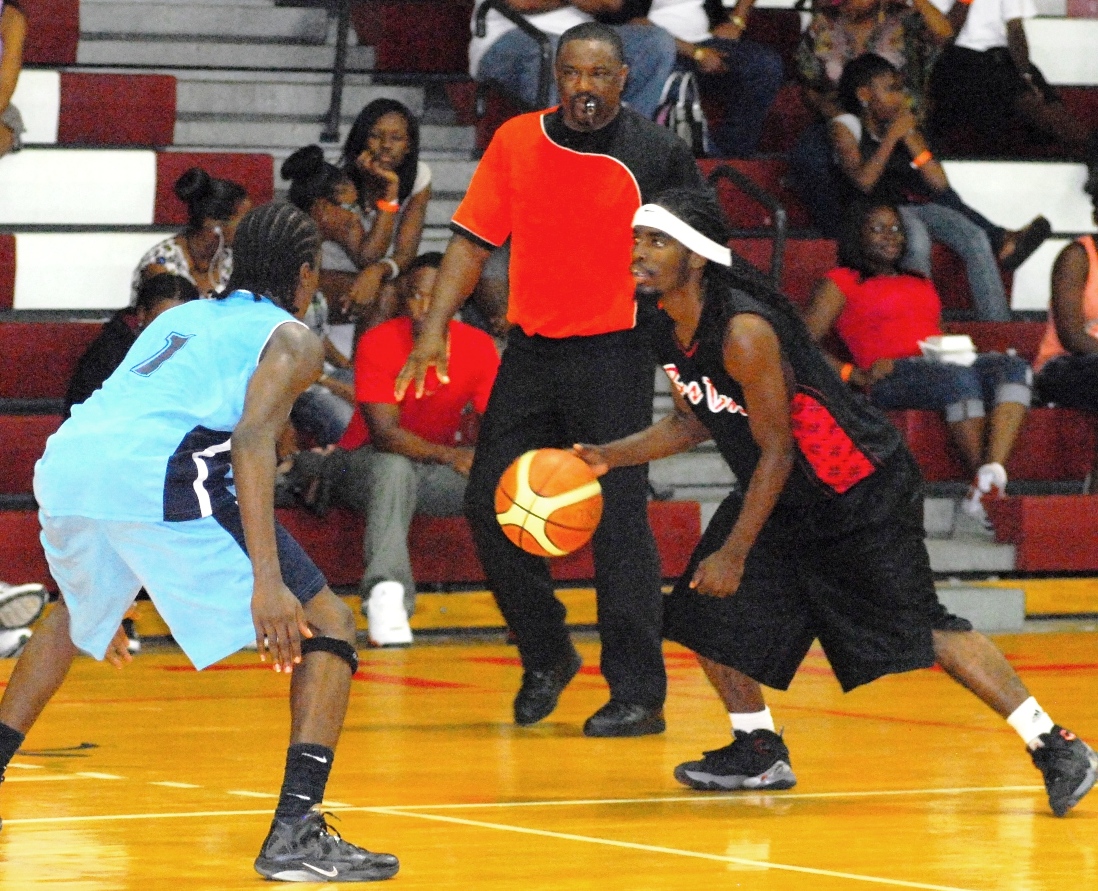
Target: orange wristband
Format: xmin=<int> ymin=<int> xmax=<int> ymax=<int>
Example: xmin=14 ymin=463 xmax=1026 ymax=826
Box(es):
xmin=840 ymin=363 xmax=854 ymax=383
xmin=910 ymin=149 xmax=933 ymax=169
xmin=376 ymin=198 xmax=400 ymax=214
xmin=957 ymin=0 xmax=973 ymax=5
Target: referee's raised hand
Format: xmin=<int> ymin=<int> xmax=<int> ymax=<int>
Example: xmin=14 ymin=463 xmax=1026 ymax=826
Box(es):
xmin=394 ymin=328 xmax=450 ymax=400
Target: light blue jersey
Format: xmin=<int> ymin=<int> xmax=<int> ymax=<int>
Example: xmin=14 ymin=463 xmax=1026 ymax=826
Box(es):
xmin=35 ymin=290 xmax=306 ymax=523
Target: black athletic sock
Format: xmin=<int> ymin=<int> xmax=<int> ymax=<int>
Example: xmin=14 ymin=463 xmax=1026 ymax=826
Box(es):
xmin=274 ymin=743 xmax=334 ymax=821
xmin=0 ymin=722 xmax=25 ymax=779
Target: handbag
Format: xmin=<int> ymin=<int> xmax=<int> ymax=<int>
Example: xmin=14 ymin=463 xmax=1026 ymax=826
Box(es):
xmin=654 ymin=70 xmax=711 ymax=158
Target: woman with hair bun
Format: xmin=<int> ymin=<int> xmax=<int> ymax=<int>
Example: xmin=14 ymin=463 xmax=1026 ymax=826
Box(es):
xmin=132 ymin=167 xmax=251 ymax=299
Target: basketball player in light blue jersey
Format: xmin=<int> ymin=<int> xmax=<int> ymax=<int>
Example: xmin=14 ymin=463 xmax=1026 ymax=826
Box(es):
xmin=0 ymin=203 xmax=400 ymax=883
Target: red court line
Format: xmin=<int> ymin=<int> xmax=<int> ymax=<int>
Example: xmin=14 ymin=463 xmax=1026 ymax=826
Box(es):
xmin=353 ymin=671 xmax=474 ymax=689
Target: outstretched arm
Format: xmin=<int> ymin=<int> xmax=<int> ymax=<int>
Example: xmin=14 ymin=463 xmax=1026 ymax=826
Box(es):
xmin=690 ymin=314 xmax=794 ymax=597
xmin=395 ymin=233 xmax=491 ymax=399
xmin=574 ymin=384 xmax=712 ymax=475
xmin=233 ymin=322 xmax=324 ymax=672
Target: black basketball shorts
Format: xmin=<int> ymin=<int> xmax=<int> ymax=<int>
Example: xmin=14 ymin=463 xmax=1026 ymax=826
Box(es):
xmin=663 ymin=452 xmax=971 ymax=692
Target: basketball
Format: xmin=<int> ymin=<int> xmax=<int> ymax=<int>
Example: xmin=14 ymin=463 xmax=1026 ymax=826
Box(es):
xmin=495 ymin=449 xmax=603 ymax=557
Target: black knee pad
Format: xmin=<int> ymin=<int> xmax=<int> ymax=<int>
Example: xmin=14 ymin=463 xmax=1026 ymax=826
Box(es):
xmin=300 ymin=636 xmax=359 ymax=674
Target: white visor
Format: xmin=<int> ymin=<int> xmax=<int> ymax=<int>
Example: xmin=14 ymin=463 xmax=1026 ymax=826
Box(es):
xmin=632 ymin=204 xmax=732 ymax=267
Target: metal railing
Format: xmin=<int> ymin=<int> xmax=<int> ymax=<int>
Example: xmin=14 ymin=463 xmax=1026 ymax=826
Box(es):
xmin=705 ymin=164 xmax=788 ymax=286
xmin=321 ymin=0 xmax=353 ymax=143
xmin=475 ymin=0 xmax=553 ymax=110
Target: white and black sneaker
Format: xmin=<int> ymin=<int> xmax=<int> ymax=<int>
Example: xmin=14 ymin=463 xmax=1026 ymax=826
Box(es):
xmin=674 ymin=729 xmax=797 ymax=791
xmin=255 ymin=810 xmax=399 ymax=882
xmin=0 ymin=627 xmax=31 ymax=658
xmin=0 ymin=582 xmax=48 ymax=631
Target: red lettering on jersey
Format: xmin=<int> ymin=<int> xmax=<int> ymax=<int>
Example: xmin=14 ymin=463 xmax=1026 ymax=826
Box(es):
xmin=662 ymin=364 xmax=748 ymax=416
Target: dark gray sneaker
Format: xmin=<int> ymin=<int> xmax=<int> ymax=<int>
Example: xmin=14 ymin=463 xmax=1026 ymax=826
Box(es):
xmin=254 ymin=810 xmax=399 ymax=882
xmin=674 ymin=729 xmax=797 ymax=791
xmin=1030 ymin=726 xmax=1098 ymax=817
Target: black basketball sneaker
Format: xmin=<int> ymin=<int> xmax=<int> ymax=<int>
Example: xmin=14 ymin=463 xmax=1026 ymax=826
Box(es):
xmin=674 ymin=728 xmax=797 ymax=791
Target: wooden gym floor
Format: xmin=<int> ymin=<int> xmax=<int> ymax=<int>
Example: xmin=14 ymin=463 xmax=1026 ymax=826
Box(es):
xmin=0 ymin=626 xmax=1095 ymax=890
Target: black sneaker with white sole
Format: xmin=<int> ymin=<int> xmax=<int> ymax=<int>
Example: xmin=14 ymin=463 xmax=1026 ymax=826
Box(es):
xmin=1030 ymin=725 xmax=1098 ymax=817
xmin=254 ymin=810 xmax=399 ymax=882
xmin=674 ymin=729 xmax=797 ymax=792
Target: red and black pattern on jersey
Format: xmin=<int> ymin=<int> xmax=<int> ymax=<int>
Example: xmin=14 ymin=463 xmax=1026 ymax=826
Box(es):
xmin=652 ymin=285 xmax=902 ymax=514
xmin=789 ymin=390 xmax=876 ymax=494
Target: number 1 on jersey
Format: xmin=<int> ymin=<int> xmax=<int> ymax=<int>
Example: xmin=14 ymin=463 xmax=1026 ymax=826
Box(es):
xmin=131 ymin=332 xmax=194 ymax=377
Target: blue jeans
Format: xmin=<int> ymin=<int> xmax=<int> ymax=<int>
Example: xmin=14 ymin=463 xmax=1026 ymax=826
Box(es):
xmin=869 ymin=354 xmax=1032 ymax=422
xmin=691 ymin=37 xmax=783 ymax=158
xmin=290 ymin=367 xmax=354 ymax=446
xmin=898 ymin=203 xmax=1011 ymax=322
xmin=478 ymin=22 xmax=675 ymax=119
xmin=789 ymin=120 xmax=844 ymax=237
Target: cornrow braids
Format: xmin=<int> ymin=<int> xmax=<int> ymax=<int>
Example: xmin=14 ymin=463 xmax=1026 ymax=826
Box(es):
xmin=223 ymin=202 xmax=320 ymax=312
xmin=651 ymin=188 xmax=815 ymax=358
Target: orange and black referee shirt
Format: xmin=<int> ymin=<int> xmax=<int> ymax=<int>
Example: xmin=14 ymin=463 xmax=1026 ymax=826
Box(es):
xmin=451 ymin=107 xmax=705 ymax=339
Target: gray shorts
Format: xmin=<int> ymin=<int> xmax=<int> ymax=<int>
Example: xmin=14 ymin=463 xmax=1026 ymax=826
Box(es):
xmin=1 ymin=103 xmax=24 ymax=151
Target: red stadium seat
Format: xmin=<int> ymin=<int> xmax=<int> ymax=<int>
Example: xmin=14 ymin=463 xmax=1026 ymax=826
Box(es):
xmin=19 ymin=0 xmax=78 ymax=66
xmin=155 ymin=153 xmax=275 ymax=225
xmin=353 ymin=0 xmax=475 ymax=73
xmin=0 ymin=510 xmax=54 ymax=587
xmin=701 ymin=158 xmax=813 ymax=230
xmin=276 ymin=501 xmax=702 ymax=588
xmin=0 ymin=235 xmax=14 ymax=311
xmin=987 ymin=495 xmax=1098 ymax=571
xmin=59 ymin=74 xmax=177 ymax=148
xmin=890 ymin=407 xmax=1097 ymax=483
xmin=0 ymin=414 xmax=62 ymax=494
xmin=0 ymin=322 xmax=104 ymax=399
xmin=729 ymin=237 xmax=838 ymax=307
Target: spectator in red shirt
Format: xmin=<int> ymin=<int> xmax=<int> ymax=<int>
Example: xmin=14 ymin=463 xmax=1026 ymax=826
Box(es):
xmin=325 ymin=253 xmax=500 ymax=646
xmin=802 ymin=202 xmax=1031 ymax=531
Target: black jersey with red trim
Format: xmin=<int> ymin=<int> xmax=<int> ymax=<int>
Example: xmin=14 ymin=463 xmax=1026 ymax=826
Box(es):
xmin=653 ymin=285 xmax=905 ymax=534
xmin=451 ymin=107 xmax=704 ymax=339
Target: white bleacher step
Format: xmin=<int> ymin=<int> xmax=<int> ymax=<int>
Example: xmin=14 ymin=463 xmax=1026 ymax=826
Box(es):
xmin=926 ymin=538 xmax=1016 ymax=574
xmin=934 ymin=584 xmax=1026 ymax=632
xmin=0 ymin=150 xmax=157 ymax=226
xmin=173 ymin=119 xmax=473 ymax=152
xmin=76 ymin=39 xmax=375 ymax=71
xmin=175 ymin=80 xmax=424 ymax=119
xmin=1027 ymin=18 xmax=1098 ymax=86
xmin=81 ymin=3 xmax=331 ymax=43
xmin=6 ymin=230 xmax=175 ymax=311
xmin=649 ymin=451 xmax=734 ymax=490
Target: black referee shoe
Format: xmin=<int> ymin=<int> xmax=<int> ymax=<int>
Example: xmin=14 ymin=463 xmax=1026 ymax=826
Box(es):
xmin=1031 ymin=726 xmax=1098 ymax=817
xmin=513 ymin=646 xmax=582 ymax=726
xmin=674 ymin=729 xmax=797 ymax=791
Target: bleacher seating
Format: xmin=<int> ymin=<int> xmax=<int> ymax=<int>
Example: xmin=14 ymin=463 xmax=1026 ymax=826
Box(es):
xmin=0 ymin=322 xmax=104 ymax=398
xmin=11 ymin=70 xmax=177 ymax=148
xmin=0 ymin=149 xmax=274 ymax=227
xmin=19 ymin=0 xmax=79 ymax=66
xmin=276 ymin=502 xmax=701 ymax=591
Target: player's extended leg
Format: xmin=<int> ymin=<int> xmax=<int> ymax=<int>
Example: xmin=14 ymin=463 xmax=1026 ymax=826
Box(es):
xmin=933 ymin=629 xmax=1097 ymax=817
xmin=672 ymin=656 xmax=797 ymax=792
xmin=254 ymin=588 xmax=400 ymax=882
xmin=0 ymin=599 xmax=83 ymax=829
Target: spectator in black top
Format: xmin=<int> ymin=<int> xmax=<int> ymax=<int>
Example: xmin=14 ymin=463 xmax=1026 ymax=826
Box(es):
xmin=64 ymin=274 xmax=199 ymax=416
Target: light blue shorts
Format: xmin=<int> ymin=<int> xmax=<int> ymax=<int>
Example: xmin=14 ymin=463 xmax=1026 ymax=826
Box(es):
xmin=39 ymin=506 xmax=326 ymax=670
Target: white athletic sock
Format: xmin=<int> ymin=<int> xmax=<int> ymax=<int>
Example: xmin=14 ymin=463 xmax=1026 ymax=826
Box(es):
xmin=1007 ymin=696 xmax=1055 ymax=747
xmin=729 ymin=707 xmax=775 ymax=735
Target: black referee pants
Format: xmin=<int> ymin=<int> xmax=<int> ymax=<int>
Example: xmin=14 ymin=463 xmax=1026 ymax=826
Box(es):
xmin=465 ymin=327 xmax=667 ymax=709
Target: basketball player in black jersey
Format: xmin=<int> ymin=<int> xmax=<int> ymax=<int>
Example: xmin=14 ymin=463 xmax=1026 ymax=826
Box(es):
xmin=574 ymin=189 xmax=1096 ymax=818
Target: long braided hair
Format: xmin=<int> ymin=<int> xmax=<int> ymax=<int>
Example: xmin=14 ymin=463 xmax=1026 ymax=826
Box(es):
xmin=222 ymin=202 xmax=320 ymax=312
xmin=650 ymin=188 xmax=816 ymax=358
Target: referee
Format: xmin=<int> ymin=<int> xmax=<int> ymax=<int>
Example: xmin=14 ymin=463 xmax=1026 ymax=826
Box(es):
xmin=397 ymin=21 xmax=705 ymax=737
